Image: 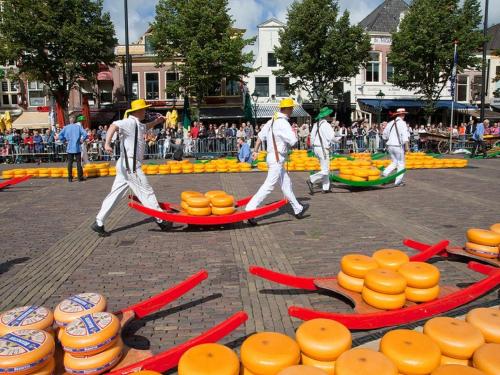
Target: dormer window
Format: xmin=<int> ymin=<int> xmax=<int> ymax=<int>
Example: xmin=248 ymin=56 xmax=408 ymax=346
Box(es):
xmin=268 ymin=53 xmax=277 ymax=68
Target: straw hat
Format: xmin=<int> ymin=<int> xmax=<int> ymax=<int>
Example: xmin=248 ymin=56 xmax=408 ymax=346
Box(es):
xmin=124 ymin=99 xmax=151 ymax=118
xmin=392 ymin=108 xmax=408 ymax=117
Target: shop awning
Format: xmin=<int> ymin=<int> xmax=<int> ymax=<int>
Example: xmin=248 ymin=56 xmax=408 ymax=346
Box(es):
xmin=256 ymin=103 xmax=310 ymax=119
xmin=465 ymin=109 xmax=500 ymax=120
xmin=359 ymin=99 xmax=476 ymax=111
xmin=13 ymin=111 xmax=50 ymax=129
xmin=199 ymin=107 xmax=245 ymax=120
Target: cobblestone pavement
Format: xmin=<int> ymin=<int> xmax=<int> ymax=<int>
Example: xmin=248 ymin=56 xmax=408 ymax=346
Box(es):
xmin=0 ymin=159 xmax=499 ymax=371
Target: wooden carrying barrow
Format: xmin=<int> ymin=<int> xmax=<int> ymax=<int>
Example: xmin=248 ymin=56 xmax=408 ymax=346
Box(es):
xmin=0 ymin=176 xmax=31 ymax=190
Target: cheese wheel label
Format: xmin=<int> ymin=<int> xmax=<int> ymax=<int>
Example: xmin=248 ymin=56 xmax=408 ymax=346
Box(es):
xmin=65 ymin=352 xmax=122 ymax=375
xmin=66 ymin=314 xmax=111 ymax=337
xmin=1 ymin=307 xmax=49 ymax=328
xmin=60 ymin=294 xmax=101 ymax=313
xmin=0 ymin=331 xmax=46 ymax=355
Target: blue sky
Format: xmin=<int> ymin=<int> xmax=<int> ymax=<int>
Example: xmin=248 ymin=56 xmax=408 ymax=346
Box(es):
xmin=103 ymin=0 xmax=499 ymax=44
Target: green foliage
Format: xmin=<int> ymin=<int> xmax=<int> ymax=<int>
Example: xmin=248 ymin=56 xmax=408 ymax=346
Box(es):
xmin=274 ymin=0 xmax=371 ymax=110
xmin=0 ymin=0 xmax=117 ymax=110
xmin=150 ymin=0 xmax=255 ymax=107
xmin=389 ymin=0 xmax=484 ymax=119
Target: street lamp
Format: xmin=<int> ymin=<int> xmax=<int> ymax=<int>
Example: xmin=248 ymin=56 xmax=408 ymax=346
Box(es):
xmin=376 ymin=90 xmax=385 ymax=124
xmin=252 ymin=90 xmax=260 ymax=129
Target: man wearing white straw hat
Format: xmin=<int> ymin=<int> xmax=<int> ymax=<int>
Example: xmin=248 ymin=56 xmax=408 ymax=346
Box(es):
xmin=91 ymin=99 xmax=171 ymax=236
xmin=381 ymin=108 xmax=410 ymax=187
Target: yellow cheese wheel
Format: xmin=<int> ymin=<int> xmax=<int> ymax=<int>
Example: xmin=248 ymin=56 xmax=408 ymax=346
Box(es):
xmin=423 ymin=317 xmax=484 ymax=359
xmin=464 ymin=242 xmax=499 ymax=259
xmin=489 ymin=224 xmax=500 ymax=235
xmin=380 ymin=329 xmax=441 ymax=375
xmin=397 ymin=262 xmax=440 ymax=289
xmin=205 ymin=190 xmax=227 ymax=200
xmin=60 ymin=312 xmax=120 ymax=357
xmin=364 ymin=269 xmax=407 ymax=295
xmin=186 ymin=207 xmax=212 ymax=216
xmin=210 ymin=195 xmax=234 ymax=208
xmin=368 ymin=176 xmax=381 ymax=181
xmin=178 ymin=343 xmax=239 ymax=375
xmin=368 ymin=169 xmax=381 ymax=177
xmin=185 ymin=196 xmax=210 ymax=208
xmin=278 ymin=365 xmax=328 ymax=375
xmin=440 ymin=355 xmax=470 ymax=367
xmin=0 ymin=306 xmax=54 ymax=335
xmin=54 ymin=293 xmax=106 ymax=327
xmin=64 ymin=338 xmax=123 ymax=375
xmin=372 ymin=249 xmax=410 ymax=271
xmin=340 ymin=254 xmax=379 ymax=278
xmin=0 ymin=329 xmax=55 ymax=375
xmin=241 ymin=332 xmax=300 ymax=375
xmin=338 ymin=174 xmax=352 ymax=180
xmin=431 ymin=364 xmax=485 ymax=375
xmin=361 ymin=288 xmax=406 ymax=310
xmin=181 ymin=191 xmax=203 ymax=201
xmin=353 ymin=169 xmax=371 ymax=178
xmin=295 ymin=318 xmax=351 ymax=362
xmin=335 ymin=348 xmax=397 ymax=375
xmin=181 ymin=201 xmax=190 ymax=211
xmin=472 ymin=343 xmax=500 ymax=375
xmin=30 ymin=356 xmax=55 ymax=375
xmin=350 ymin=176 xmax=367 ymax=182
xmin=211 ymin=206 xmax=236 ymax=216
xmin=300 ymin=354 xmax=335 ymax=375
xmin=337 ymin=271 xmax=364 ymax=293
xmin=466 ymin=229 xmax=500 ymax=247
xmin=466 ymin=308 xmax=500 ymax=344
xmin=405 ymin=285 xmax=440 ymax=303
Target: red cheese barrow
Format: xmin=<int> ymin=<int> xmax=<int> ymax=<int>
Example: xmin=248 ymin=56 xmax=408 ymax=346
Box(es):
xmin=249 ymin=240 xmax=500 ymax=330
xmin=128 ymin=195 xmax=287 ymax=226
xmin=55 ymin=270 xmax=247 ymax=374
xmin=0 ymin=175 xmax=31 ymax=190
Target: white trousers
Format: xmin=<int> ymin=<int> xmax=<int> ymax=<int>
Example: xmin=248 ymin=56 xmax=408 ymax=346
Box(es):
xmin=309 ymin=146 xmax=330 ymax=191
xmin=246 ymin=161 xmax=303 ymax=215
xmin=383 ymin=146 xmax=405 ymax=185
xmin=96 ymin=158 xmax=162 ymax=226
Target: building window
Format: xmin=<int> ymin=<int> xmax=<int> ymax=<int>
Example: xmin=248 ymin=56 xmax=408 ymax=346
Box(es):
xmin=457 ymin=75 xmax=468 ymax=102
xmin=145 ymin=35 xmax=155 ymax=55
xmin=28 ymin=81 xmax=46 ymax=107
xmin=268 ymin=53 xmax=277 ymax=68
xmin=276 ymin=77 xmax=289 ymax=97
xmin=166 ymin=72 xmax=180 ymax=99
xmin=225 ymin=80 xmax=240 ymax=96
xmin=145 ymin=72 xmax=159 ymax=100
xmin=387 ymin=63 xmax=394 ymax=83
xmin=0 ymin=79 xmax=19 ymax=107
xmin=131 ymin=73 xmax=139 ymax=100
xmin=255 ymin=77 xmax=269 ymax=97
xmin=366 ymin=52 xmax=380 ymax=82
xmin=471 ymin=75 xmax=482 ymax=102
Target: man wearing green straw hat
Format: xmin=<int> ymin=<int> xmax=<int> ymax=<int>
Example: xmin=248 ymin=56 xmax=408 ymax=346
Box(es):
xmin=306 ymin=107 xmax=335 ymax=194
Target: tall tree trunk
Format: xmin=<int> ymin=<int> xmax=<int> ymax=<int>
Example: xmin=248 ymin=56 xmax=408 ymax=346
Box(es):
xmin=53 ymin=89 xmax=69 ymax=128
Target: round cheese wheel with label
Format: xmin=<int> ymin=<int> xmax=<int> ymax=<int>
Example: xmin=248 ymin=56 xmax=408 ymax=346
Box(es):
xmin=431 ymin=364 xmax=485 ymax=375
xmin=466 ymin=229 xmax=500 ymax=247
xmin=464 ymin=242 xmax=499 ymax=259
xmin=205 ymin=191 xmax=227 ymax=200
xmin=296 ymin=318 xmax=351 ymax=361
xmin=405 ymin=284 xmax=440 ymax=303
xmin=341 ymin=255 xmax=378 ymax=278
xmin=489 ymin=223 xmax=500 ymax=235
xmin=372 ymin=249 xmax=410 ymax=271
xmin=178 ymin=343 xmax=239 ymax=375
xmin=210 ymin=195 xmax=234 ymax=208
xmin=398 ymin=262 xmax=440 ymax=288
xmin=440 ymin=355 xmax=470 ymax=367
xmin=54 ymin=293 xmax=106 ymax=327
xmin=466 ymin=307 xmax=500 ymax=343
xmin=335 ymin=348 xmax=397 ymax=375
xmin=60 ymin=312 xmax=120 ymax=357
xmin=241 ymin=332 xmax=300 ymax=375
xmin=364 ymin=269 xmax=407 ymax=295
xmin=185 ymin=196 xmax=210 ymax=208
xmin=30 ymin=357 xmax=55 ymax=375
xmin=0 ymin=329 xmax=55 ymax=375
xmin=278 ymin=365 xmax=328 ymax=375
xmin=423 ymin=317 xmax=484 ymax=359
xmin=0 ymin=306 xmax=54 ymax=335
xmin=211 ymin=206 xmax=236 ymax=216
xmin=380 ymin=329 xmax=441 ymax=375
xmin=361 ymin=288 xmax=406 ymax=310
xmin=472 ymin=343 xmax=500 ymax=375
xmin=181 ymin=191 xmax=203 ymax=201
xmin=186 ymin=206 xmax=212 ymax=216
xmin=337 ymin=271 xmax=364 ymax=293
xmin=64 ymin=338 xmax=123 ymax=375
xmin=300 ymin=354 xmax=335 ymax=375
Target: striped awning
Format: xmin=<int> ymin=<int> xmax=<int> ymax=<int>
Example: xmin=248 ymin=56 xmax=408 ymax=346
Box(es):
xmin=13 ymin=111 xmax=50 ymax=129
xmin=255 ymin=103 xmax=310 ymax=119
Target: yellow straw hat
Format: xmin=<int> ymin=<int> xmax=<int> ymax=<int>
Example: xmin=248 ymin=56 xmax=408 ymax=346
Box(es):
xmin=124 ymin=99 xmax=151 ymax=118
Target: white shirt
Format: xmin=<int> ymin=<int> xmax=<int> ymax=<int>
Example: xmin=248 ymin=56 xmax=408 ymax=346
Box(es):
xmin=114 ymin=115 xmax=146 ymax=163
xmin=383 ymin=118 xmax=410 ymax=146
xmin=311 ymin=120 xmax=336 ymax=148
xmin=258 ymin=112 xmax=297 ymax=159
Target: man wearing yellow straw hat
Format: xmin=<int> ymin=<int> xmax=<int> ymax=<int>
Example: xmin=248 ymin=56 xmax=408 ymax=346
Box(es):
xmin=245 ymin=98 xmax=308 ymax=225
xmin=382 ymin=108 xmax=410 ymax=187
xmin=92 ymin=99 xmax=171 ymax=236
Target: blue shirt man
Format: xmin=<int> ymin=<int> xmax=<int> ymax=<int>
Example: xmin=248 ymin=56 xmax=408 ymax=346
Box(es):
xmin=237 ymin=138 xmax=252 ymax=163
xmin=473 ymin=122 xmax=485 ymax=141
xmin=58 ymin=118 xmax=87 ymax=153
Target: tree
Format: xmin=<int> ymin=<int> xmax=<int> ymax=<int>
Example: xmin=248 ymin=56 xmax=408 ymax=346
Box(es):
xmin=274 ymin=0 xmax=371 ymax=111
xmin=0 ymin=0 xmax=117 ymax=114
xmin=150 ymin=0 xmax=255 ymax=112
xmin=389 ymin=0 xmax=485 ymax=122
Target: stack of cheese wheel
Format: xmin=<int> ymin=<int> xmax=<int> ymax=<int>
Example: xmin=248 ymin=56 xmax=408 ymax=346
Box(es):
xmin=182 ymin=163 xmax=194 ymax=174
xmin=257 ymin=151 xmax=267 ymax=162
xmin=338 ymin=167 xmax=354 ymax=181
xmin=257 ymin=162 xmax=268 ymax=171
xmin=240 ymin=332 xmax=300 ymax=374
xmin=178 ymin=343 xmax=239 ymax=375
xmin=170 ymin=163 xmax=182 ymax=174
xmin=38 ymin=168 xmax=50 ymax=178
xmin=489 ymin=223 xmax=500 ymax=235
xmin=372 ymin=249 xmax=410 ymax=271
xmin=278 ymin=365 xmax=327 ymax=374
xmin=424 ymin=317 xmax=485 ymax=367
xmin=431 ymin=364 xmax=485 ymax=375
xmin=181 ymin=191 xmax=211 ymax=216
xmin=50 ymin=168 xmax=63 ymax=178
xmin=25 ymin=169 xmax=38 ymax=177
xmin=0 ymin=306 xmax=54 ymax=339
xmin=362 ymin=269 xmax=407 ymax=310
xmin=0 ymin=329 xmax=56 ymax=375
xmin=380 ymin=329 xmax=441 ymax=375
xmin=61 ymin=312 xmax=123 ymax=375
xmin=2 ymin=170 xmax=14 ymax=179
xmin=335 ymin=348 xmax=398 ymax=375
xmin=295 ymin=319 xmax=351 ymax=374
xmin=472 ymin=343 xmax=500 ymax=375
xmin=465 ymin=229 xmax=500 ymax=260
xmin=240 ymin=162 xmax=252 ymax=172
xmin=108 ymin=167 xmax=116 ymax=177
xmin=466 ymin=307 xmax=500 ymax=344
xmin=338 ymin=254 xmax=378 ymax=293
xmin=193 ymin=164 xmax=205 ymax=174
xmin=398 ymin=261 xmax=441 ymax=303
xmin=208 ymin=191 xmax=235 ymax=216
